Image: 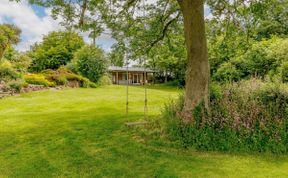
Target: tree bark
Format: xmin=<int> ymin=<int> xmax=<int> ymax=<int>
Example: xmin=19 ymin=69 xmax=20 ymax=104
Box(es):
xmin=165 ymin=70 xmax=168 ymax=83
xmin=79 ymin=0 xmax=88 ymax=27
xmin=178 ymin=0 xmax=209 ymax=112
xmin=92 ymin=35 xmax=96 ymax=46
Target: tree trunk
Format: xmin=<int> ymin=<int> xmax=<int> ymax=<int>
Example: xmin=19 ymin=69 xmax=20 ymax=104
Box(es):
xmin=165 ymin=70 xmax=168 ymax=83
xmin=79 ymin=0 xmax=88 ymax=27
xmin=178 ymin=0 xmax=209 ymax=112
xmin=92 ymin=35 xmax=96 ymax=46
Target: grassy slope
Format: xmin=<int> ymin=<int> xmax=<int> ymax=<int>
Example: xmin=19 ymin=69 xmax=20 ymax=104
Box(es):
xmin=0 ymin=85 xmax=287 ymax=177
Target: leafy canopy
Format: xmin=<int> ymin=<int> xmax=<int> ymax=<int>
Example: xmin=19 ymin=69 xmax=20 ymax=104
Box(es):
xmin=73 ymin=45 xmax=107 ymax=83
xmin=29 ymin=31 xmax=84 ymax=72
xmin=0 ymin=24 xmax=21 ymax=60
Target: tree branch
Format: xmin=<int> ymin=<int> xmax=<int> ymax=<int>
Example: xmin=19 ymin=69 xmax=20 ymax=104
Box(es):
xmin=146 ymin=11 xmax=181 ymax=53
xmin=79 ymin=0 xmax=88 ymax=27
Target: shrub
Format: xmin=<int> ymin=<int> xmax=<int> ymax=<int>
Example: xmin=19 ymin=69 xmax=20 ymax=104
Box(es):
xmin=65 ymin=62 xmax=78 ymax=73
xmin=24 ymin=74 xmax=55 ymax=87
xmin=243 ymin=42 xmax=275 ymax=78
xmin=28 ymin=31 xmax=84 ymax=72
xmin=164 ymin=80 xmax=184 ymax=88
xmin=8 ymin=80 xmax=25 ymax=93
xmin=4 ymin=47 xmax=31 ymax=73
xmin=73 ymin=45 xmax=107 ymax=83
xmin=0 ymin=60 xmax=20 ymax=82
xmin=279 ymin=62 xmax=288 ymax=82
xmin=213 ymin=62 xmax=242 ymax=82
xmin=243 ymin=38 xmax=288 ymax=79
xmin=97 ymin=75 xmax=112 ymax=86
xmin=254 ymin=82 xmax=288 ymax=119
xmin=41 ymin=67 xmax=96 ymax=88
xmin=211 ymin=38 xmax=288 ymax=83
xmin=162 ymin=80 xmax=288 ymax=153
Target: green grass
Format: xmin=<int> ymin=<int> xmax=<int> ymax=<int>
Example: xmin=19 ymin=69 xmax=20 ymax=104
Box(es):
xmin=0 ymin=85 xmax=287 ymax=177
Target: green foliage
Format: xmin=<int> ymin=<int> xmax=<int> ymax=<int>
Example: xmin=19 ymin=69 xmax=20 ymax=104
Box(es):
xmin=212 ymin=38 xmax=288 ymax=83
xmin=163 ymin=80 xmax=288 ymax=153
xmin=280 ymin=62 xmax=288 ymax=82
xmin=207 ymin=0 xmax=288 ymax=41
xmin=208 ymin=34 xmax=249 ymax=76
xmin=109 ymin=42 xmax=125 ymax=67
xmin=254 ymin=82 xmax=288 ymax=118
xmin=73 ymin=45 xmax=107 ymax=83
xmin=65 ymin=62 xmax=78 ymax=73
xmin=213 ymin=62 xmax=242 ymax=82
xmin=207 ymin=0 xmax=288 ymax=80
xmin=209 ymin=82 xmax=223 ymax=101
xmin=97 ymin=75 xmax=112 ymax=86
xmin=24 ymin=74 xmax=55 ymax=87
xmin=0 ymin=60 xmax=20 ymax=82
xmin=164 ymin=80 xmax=184 ymax=88
xmin=0 ymin=24 xmax=21 ymax=60
xmin=4 ymin=47 xmax=31 ymax=73
xmin=8 ymin=79 xmax=25 ymax=93
xmin=148 ymin=35 xmax=187 ymax=85
xmin=242 ymin=39 xmax=277 ymax=78
xmin=41 ymin=67 xmax=96 ymax=88
xmin=29 ymin=31 xmax=84 ymax=72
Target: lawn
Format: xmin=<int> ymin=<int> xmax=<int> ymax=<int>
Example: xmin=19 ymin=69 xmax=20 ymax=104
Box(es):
xmin=0 ymin=85 xmax=287 ymax=177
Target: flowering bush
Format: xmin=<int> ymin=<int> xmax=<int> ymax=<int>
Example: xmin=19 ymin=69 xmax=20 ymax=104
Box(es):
xmin=163 ymin=80 xmax=288 ymax=153
xmin=24 ymin=74 xmax=55 ymax=87
xmin=41 ymin=67 xmax=95 ymax=88
xmin=0 ymin=60 xmax=20 ymax=82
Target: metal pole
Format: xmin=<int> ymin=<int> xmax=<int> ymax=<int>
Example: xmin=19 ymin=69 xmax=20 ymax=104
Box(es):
xmin=144 ymin=57 xmax=148 ymax=119
xmin=143 ymin=0 xmax=148 ymax=119
xmin=126 ymin=52 xmax=129 ymax=118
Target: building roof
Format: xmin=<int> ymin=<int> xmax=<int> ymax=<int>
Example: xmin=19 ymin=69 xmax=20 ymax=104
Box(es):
xmin=108 ymin=66 xmax=154 ymax=72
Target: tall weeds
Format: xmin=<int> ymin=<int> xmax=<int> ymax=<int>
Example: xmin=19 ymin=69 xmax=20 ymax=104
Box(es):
xmin=162 ymin=79 xmax=288 ymax=153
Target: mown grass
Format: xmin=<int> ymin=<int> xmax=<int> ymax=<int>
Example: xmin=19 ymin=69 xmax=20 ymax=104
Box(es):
xmin=0 ymin=85 xmax=287 ymax=177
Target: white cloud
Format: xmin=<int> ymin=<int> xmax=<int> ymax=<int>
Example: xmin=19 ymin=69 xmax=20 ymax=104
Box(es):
xmin=0 ymin=0 xmax=61 ymax=51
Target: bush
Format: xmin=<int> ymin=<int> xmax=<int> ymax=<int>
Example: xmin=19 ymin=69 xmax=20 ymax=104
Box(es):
xmin=279 ymin=62 xmax=288 ymax=82
xmin=73 ymin=45 xmax=107 ymax=83
xmin=41 ymin=67 xmax=96 ymax=88
xmin=28 ymin=31 xmax=84 ymax=72
xmin=97 ymin=75 xmax=112 ymax=86
xmin=213 ymin=62 xmax=242 ymax=82
xmin=24 ymin=74 xmax=55 ymax=87
xmin=162 ymin=80 xmax=288 ymax=153
xmin=65 ymin=62 xmax=78 ymax=73
xmin=8 ymin=80 xmax=25 ymax=93
xmin=0 ymin=60 xmax=20 ymax=82
xmin=254 ymin=82 xmax=288 ymax=119
xmin=211 ymin=38 xmax=288 ymax=83
xmin=164 ymin=80 xmax=185 ymax=88
xmin=4 ymin=47 xmax=31 ymax=73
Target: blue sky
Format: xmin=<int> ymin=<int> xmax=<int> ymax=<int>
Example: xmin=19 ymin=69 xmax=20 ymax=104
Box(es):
xmin=0 ymin=0 xmax=211 ymax=52
xmin=0 ymin=0 xmax=115 ymax=52
xmin=31 ymin=5 xmax=47 ymax=18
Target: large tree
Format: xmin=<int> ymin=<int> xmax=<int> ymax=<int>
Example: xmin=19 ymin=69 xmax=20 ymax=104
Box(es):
xmin=14 ymin=0 xmax=209 ymax=113
xmin=178 ymin=0 xmax=209 ymax=110
xmin=29 ymin=31 xmax=84 ymax=71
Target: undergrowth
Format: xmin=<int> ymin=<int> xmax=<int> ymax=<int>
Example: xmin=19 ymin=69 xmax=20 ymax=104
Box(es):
xmin=162 ymin=79 xmax=288 ymax=154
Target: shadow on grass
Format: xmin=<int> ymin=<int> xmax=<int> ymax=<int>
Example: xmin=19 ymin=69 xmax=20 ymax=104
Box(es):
xmin=0 ymin=106 xmax=288 ymax=177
